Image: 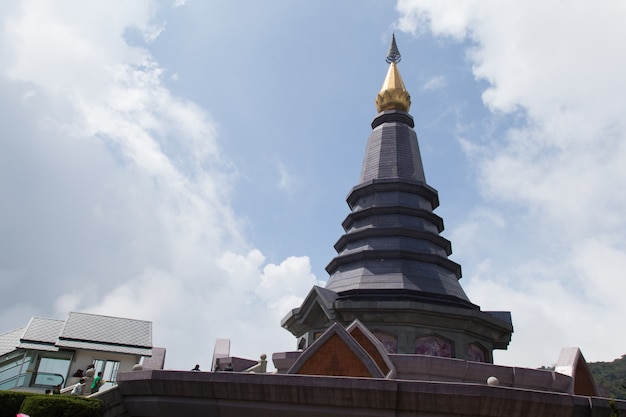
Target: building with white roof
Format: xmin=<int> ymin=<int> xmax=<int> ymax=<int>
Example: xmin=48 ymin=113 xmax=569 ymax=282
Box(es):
xmin=0 ymin=311 xmax=161 ymax=392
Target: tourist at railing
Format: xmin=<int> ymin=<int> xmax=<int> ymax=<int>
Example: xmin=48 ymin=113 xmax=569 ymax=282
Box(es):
xmin=71 ymin=378 xmax=86 ymax=396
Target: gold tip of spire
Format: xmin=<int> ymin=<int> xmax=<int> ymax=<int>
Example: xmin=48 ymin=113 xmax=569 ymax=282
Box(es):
xmin=376 ymin=62 xmax=411 ymax=112
xmin=376 ymin=35 xmax=411 ymax=113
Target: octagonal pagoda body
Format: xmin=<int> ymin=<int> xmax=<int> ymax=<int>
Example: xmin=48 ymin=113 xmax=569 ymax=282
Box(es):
xmin=282 ymin=37 xmax=512 ymax=363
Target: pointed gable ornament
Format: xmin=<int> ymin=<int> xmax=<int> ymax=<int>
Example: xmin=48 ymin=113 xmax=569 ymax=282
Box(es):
xmin=346 ymin=319 xmax=396 ymax=378
xmin=287 ymin=322 xmax=387 ymax=378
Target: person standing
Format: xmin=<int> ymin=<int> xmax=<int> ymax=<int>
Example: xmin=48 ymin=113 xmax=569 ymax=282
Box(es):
xmin=71 ymin=378 xmax=85 ymax=396
xmin=90 ymin=372 xmax=103 ymax=394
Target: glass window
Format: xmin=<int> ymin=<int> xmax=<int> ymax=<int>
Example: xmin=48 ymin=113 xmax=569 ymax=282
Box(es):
xmin=0 ymin=353 xmax=31 ymax=390
xmin=34 ymin=357 xmax=70 ymax=387
xmin=93 ymin=359 xmax=121 ymax=388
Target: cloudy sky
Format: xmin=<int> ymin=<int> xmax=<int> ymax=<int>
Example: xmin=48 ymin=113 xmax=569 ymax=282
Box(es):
xmin=1 ymin=0 xmax=625 ymax=371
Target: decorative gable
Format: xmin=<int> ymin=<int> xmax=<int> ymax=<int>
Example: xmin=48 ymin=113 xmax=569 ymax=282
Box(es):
xmin=555 ymin=347 xmax=599 ymax=396
xmin=347 ymin=320 xmax=396 ymax=378
xmin=281 ymin=286 xmax=338 ymax=337
xmin=287 ymin=321 xmax=394 ymax=379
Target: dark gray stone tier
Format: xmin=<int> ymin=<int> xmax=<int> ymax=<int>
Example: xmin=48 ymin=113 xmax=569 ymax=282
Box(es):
xmin=361 ymin=110 xmax=425 ymax=183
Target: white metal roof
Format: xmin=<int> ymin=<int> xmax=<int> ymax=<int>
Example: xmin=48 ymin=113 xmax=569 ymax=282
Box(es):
xmin=0 ymin=327 xmax=25 ymax=357
xmin=59 ymin=312 xmax=152 ymax=348
xmin=0 ymin=312 xmax=152 ymax=357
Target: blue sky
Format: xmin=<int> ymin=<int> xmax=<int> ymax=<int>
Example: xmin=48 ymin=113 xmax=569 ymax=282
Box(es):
xmin=2 ymin=0 xmax=626 ymax=371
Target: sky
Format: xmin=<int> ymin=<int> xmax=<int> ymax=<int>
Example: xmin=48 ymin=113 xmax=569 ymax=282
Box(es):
xmin=1 ymin=0 xmax=626 ymax=371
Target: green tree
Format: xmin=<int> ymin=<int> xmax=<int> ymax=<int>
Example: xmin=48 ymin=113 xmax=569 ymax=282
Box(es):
xmin=589 ymin=354 xmax=626 ymax=400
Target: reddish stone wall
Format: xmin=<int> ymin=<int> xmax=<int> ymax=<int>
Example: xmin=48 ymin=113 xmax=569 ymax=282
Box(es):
xmin=296 ymin=334 xmax=372 ymax=377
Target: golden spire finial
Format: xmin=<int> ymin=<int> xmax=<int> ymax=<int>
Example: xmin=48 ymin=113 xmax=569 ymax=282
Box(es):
xmin=376 ymin=34 xmax=411 ymax=113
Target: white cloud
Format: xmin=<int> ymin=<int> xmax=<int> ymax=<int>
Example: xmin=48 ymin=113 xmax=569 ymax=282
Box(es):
xmin=0 ymin=0 xmax=314 ymax=369
xmin=396 ymin=0 xmax=475 ymax=39
xmin=277 ymin=161 xmax=297 ymax=192
xmin=421 ymin=75 xmax=446 ymax=91
xmin=397 ymin=0 xmax=626 ymax=366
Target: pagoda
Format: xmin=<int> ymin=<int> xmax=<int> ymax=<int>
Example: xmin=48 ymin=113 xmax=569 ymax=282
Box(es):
xmin=282 ymin=35 xmax=513 ymax=362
